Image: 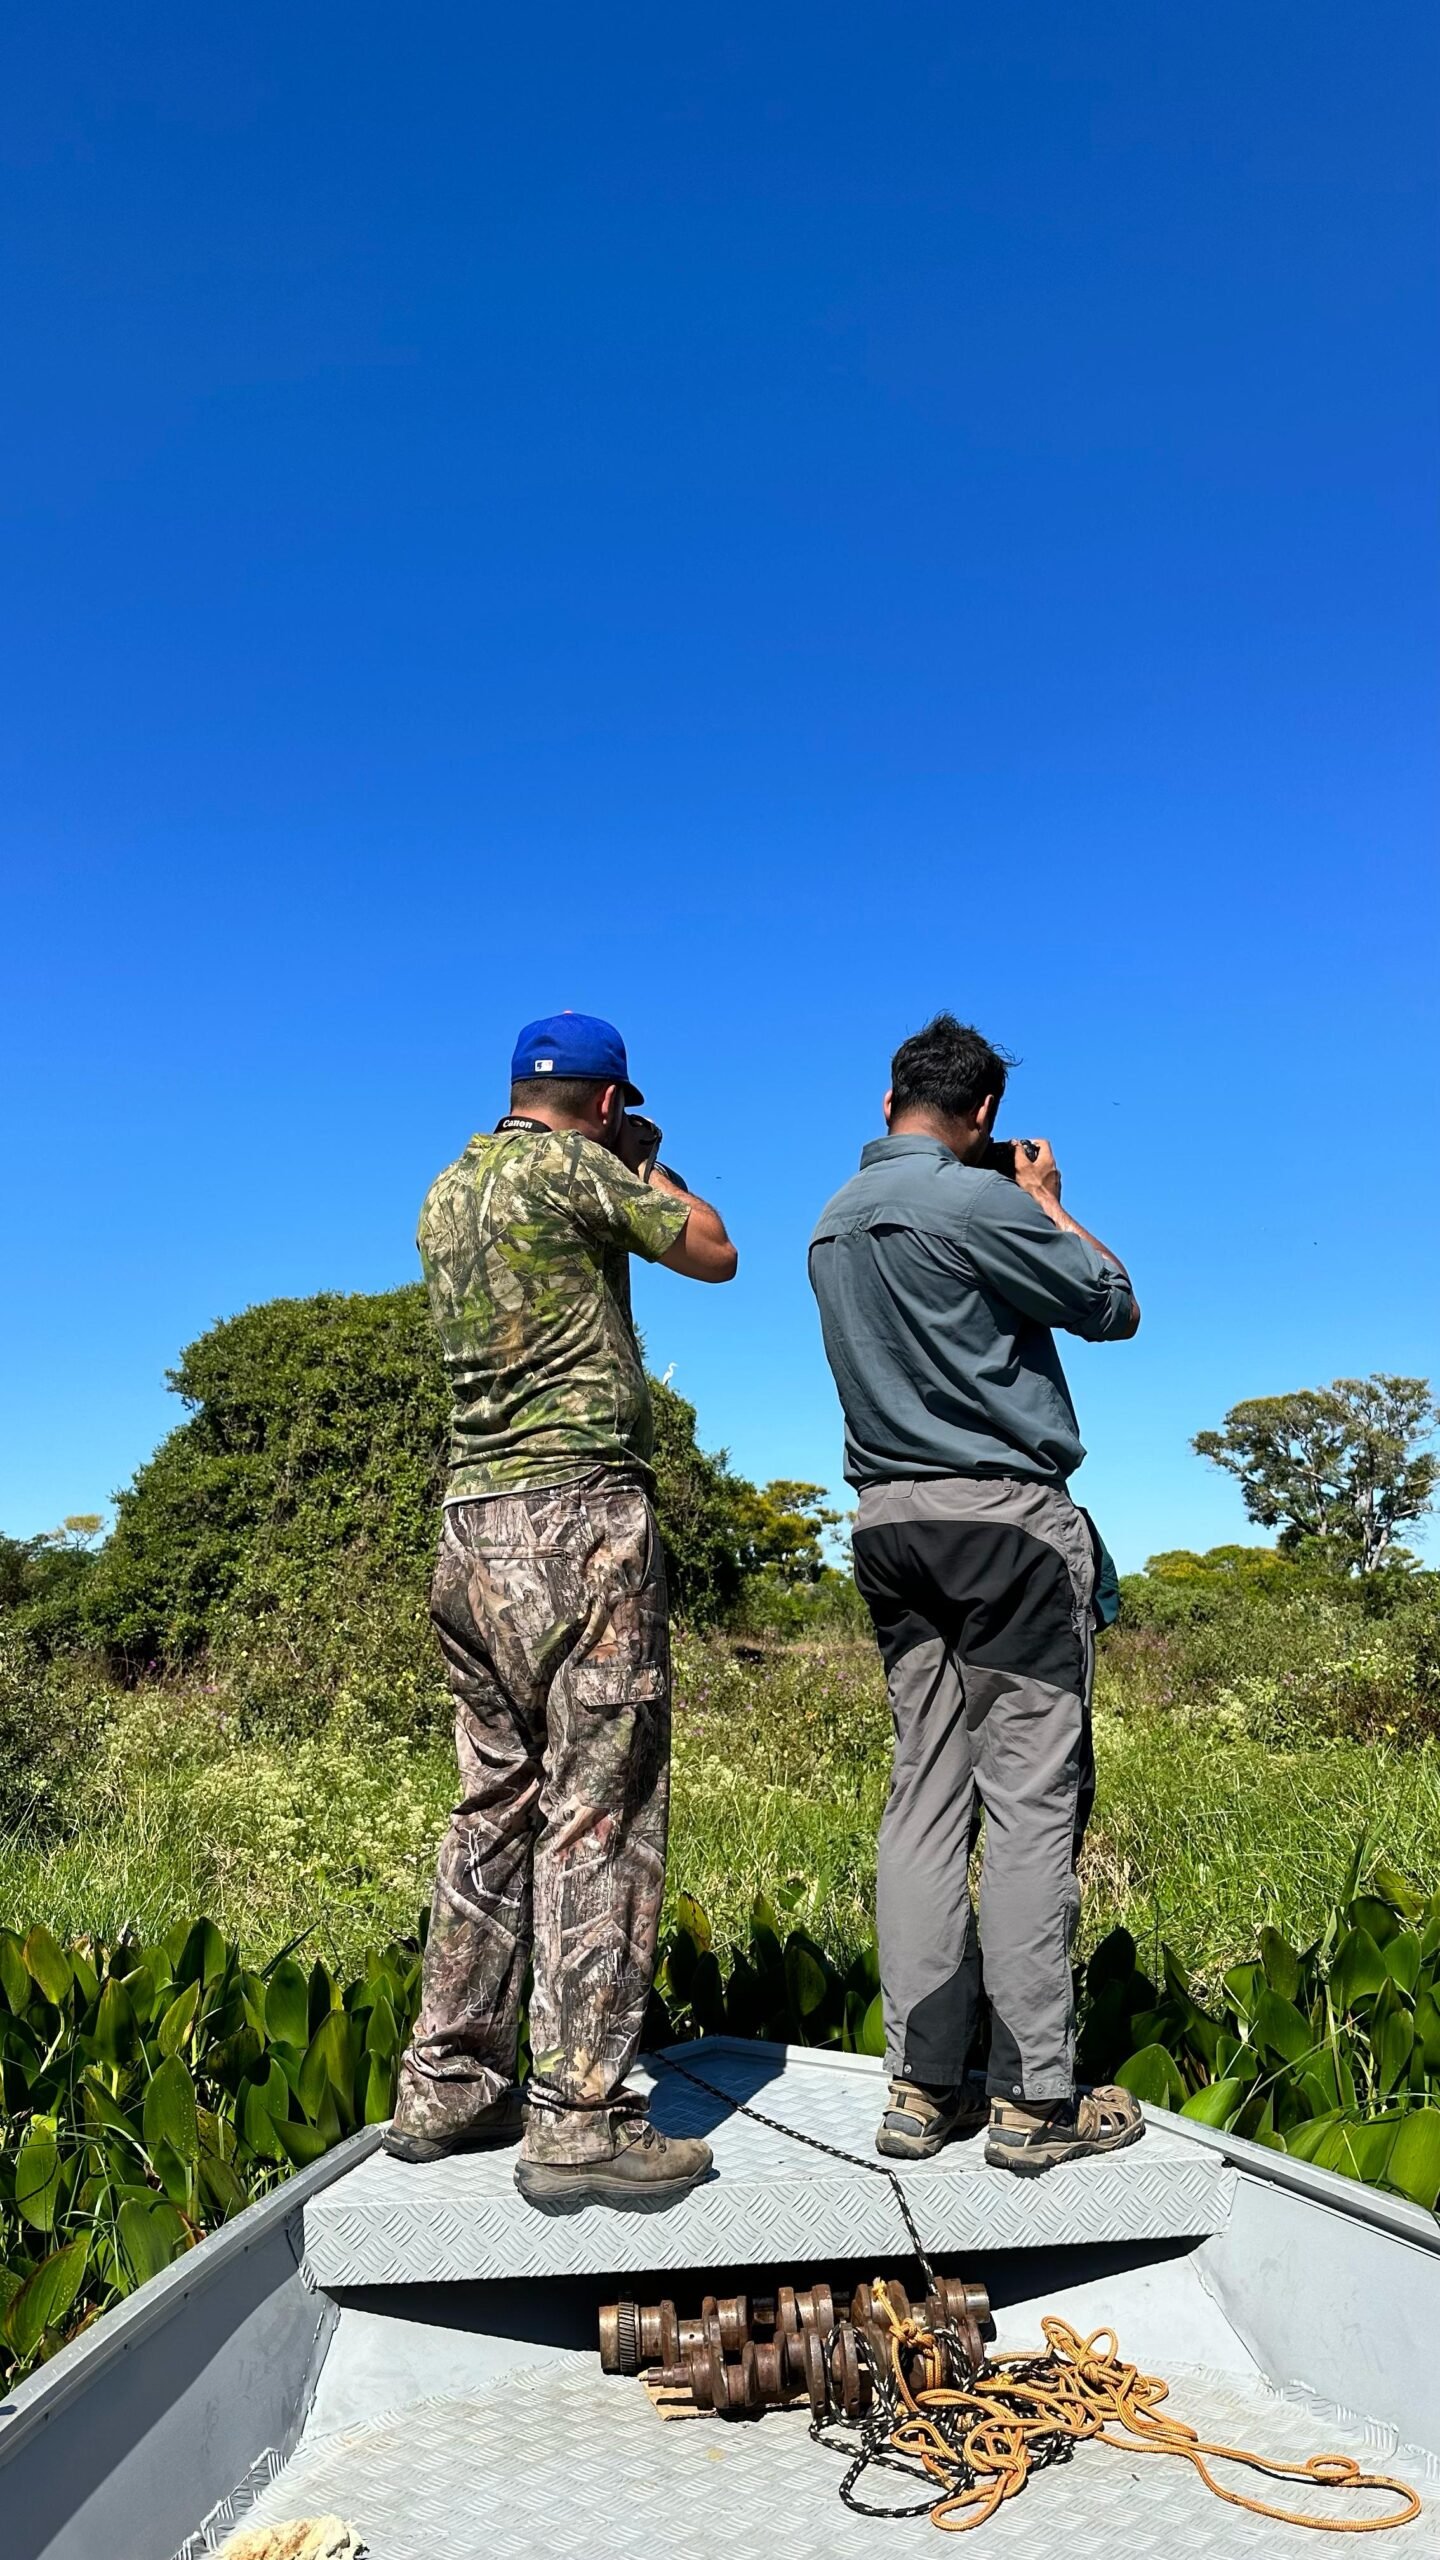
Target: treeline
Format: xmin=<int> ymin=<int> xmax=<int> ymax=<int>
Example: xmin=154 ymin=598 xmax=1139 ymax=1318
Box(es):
xmin=0 ymin=1287 xmax=859 ymax=1674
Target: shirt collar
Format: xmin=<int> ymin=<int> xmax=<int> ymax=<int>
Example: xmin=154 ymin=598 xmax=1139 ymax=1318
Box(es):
xmin=858 ymin=1133 xmax=960 ymax=1169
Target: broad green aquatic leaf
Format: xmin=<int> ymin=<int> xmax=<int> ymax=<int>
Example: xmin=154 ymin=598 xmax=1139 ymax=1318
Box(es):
xmin=858 ymin=1992 xmax=886 ymax=2058
xmin=1348 ymin=1894 xmax=1400 ymax=1949
xmin=364 ymin=1995 xmax=398 ymax=2063
xmin=664 ymin=1927 xmax=697 ymax=2001
xmin=241 ymin=2080 xmax=289 ymax=2161
xmin=1413 ymin=1989 xmax=1440 ymax=2073
xmin=91 ymin=1974 xmax=137 ymax=2067
xmin=675 ymin=1894 xmax=711 ymax=1952
xmin=15 ymin=2116 xmax=63 ymax=2231
xmin=0 ymin=1930 xmax=30 ymax=2012
xmin=117 ymin=1962 xmax=158 ymax=2027
xmin=1222 ymin=1963 xmax=1261 ymax=2022
xmin=1252 ymin=1988 xmax=1313 ymax=2068
xmin=80 ymin=2074 xmax=146 ymax=2147
xmin=199 ymin=2151 xmax=249 ymax=2217
xmin=23 ymin=1925 xmax=72 ymax=2010
xmin=1371 ymin=1864 xmax=1424 ymax=1922
xmin=274 ymin=2115 xmax=331 ymax=2167
xmin=143 ymin=2056 xmax=199 ymax=2164
xmin=1259 ymin=1927 xmax=1301 ymax=2003
xmin=1297 ymin=2065 xmax=1340 ymax=2119
xmin=1179 ymin=2078 xmax=1248 ymax=2128
xmin=152 ymin=2137 xmax=192 ymax=2209
xmin=240 ymin=1969 xmax=269 ymax=2037
xmin=722 ymin=1954 xmax=767 ymax=2039
xmin=1382 ymin=1931 xmax=1422 ymax=1997
xmin=117 ymin=2198 xmax=188 ymax=2290
xmin=1115 ymin=2044 xmax=1186 ymax=2111
xmin=69 ymin=1946 xmax=100 ymax=2009
xmin=1328 ymin=1928 xmax=1388 ymax=2015
xmin=1282 ymin=2112 xmax=1344 ymax=2162
xmin=265 ymin=1957 xmax=310 ymax=2049
xmin=1 ymin=2236 xmax=89 ymax=2363
xmin=299 ymin=2012 xmax=355 ymax=2125
xmin=1086 ymin=1927 xmax=1138 ymax=1992
xmin=1311 ymin=2117 xmax=1398 ymax=2186
xmin=308 ymin=1960 xmax=338 ymax=2036
xmin=362 ymin=2052 xmax=395 ymax=2124
xmin=1385 ymin=2109 xmax=1440 ymax=2210
xmin=175 ymin=1917 xmax=227 ymax=1991
xmin=156 ymin=1981 xmax=201 ymax=2059
xmin=690 ymin=1951 xmax=727 ymax=2035
xmin=1376 ymin=2007 xmax=1415 ymax=2099
xmin=784 ymin=1939 xmax=830 ymax=2023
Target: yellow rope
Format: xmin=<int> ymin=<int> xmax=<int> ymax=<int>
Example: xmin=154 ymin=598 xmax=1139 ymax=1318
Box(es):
xmin=867 ymin=2285 xmax=1421 ymax=2536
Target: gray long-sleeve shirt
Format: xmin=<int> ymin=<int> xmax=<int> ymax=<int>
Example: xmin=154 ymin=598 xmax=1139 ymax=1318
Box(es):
xmin=808 ymin=1134 xmax=1137 ymax=1490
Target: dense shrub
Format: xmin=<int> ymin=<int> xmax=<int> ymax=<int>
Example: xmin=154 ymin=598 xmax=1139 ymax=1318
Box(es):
xmin=1102 ymin=1548 xmax=1440 ymax=1744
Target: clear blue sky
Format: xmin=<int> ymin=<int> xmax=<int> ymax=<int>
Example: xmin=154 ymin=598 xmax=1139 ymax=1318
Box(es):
xmin=3 ymin=6 xmax=1437 ymax=1569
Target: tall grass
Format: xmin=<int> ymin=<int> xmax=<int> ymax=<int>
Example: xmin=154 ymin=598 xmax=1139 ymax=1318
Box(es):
xmin=2 ymin=1630 xmax=1437 ymax=1986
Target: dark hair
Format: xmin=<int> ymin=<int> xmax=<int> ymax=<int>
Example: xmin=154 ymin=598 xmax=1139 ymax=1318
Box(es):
xmin=889 ymin=1014 xmax=1013 ymax=1121
xmin=510 ymin=1076 xmax=608 ymax=1115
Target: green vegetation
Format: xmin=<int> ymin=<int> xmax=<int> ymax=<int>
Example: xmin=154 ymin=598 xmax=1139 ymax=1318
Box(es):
xmin=0 ymin=1914 xmax=423 ymax=2392
xmin=1081 ymin=1860 xmax=1440 ymax=2209
xmin=3 ymin=1289 xmax=1440 ymax=2377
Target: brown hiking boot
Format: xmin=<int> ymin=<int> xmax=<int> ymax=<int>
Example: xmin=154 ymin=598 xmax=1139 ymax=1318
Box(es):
xmin=513 ymin=2118 xmax=713 ymax=2214
xmin=875 ymin=2077 xmax=988 ymax=2159
xmin=382 ymin=2085 xmax=526 ymax=2164
xmin=984 ymin=2084 xmax=1145 ymax=2177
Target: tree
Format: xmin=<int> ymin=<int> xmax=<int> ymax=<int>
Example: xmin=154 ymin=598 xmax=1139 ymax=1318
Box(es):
xmin=735 ymin=1481 xmax=846 ymax=1586
xmin=1193 ymin=1375 xmax=1438 ymax=1574
xmin=71 ymin=1290 xmax=787 ymax=1664
xmin=0 ymin=1520 xmax=108 ymax=1654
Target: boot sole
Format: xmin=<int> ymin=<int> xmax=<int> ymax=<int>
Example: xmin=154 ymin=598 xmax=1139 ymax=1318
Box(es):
xmin=875 ymin=2118 xmax=985 ymax=2160
xmin=513 ymin=2160 xmax=712 ymax=2214
xmin=382 ymin=2114 xmax=525 ymax=2164
xmin=984 ymin=2120 xmax=1145 ymax=2178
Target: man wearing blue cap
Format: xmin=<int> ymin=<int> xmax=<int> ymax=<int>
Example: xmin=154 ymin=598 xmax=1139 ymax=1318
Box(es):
xmin=388 ymin=1013 xmax=737 ymax=2210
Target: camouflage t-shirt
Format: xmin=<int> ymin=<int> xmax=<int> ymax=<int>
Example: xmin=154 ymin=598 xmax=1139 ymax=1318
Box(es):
xmin=418 ymin=1126 xmax=691 ymax=1498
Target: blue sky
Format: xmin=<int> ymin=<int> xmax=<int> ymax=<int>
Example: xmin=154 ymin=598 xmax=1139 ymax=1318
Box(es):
xmin=2 ymin=5 xmax=1436 ymax=1569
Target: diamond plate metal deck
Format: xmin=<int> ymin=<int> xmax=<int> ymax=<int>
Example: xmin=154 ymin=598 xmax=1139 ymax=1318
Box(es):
xmin=303 ymin=2042 xmax=1233 ymax=2288
xmin=228 ymin=2360 xmax=1440 ymax=2559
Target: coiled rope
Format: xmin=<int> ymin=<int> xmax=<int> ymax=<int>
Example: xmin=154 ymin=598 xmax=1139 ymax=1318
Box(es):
xmin=812 ymin=2286 xmax=1422 ymax=2534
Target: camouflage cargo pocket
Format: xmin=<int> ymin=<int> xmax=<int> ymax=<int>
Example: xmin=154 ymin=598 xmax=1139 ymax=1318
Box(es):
xmin=568 ymin=1487 xmax=669 ymax=1712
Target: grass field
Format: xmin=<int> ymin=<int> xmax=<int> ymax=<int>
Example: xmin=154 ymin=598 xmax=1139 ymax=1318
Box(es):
xmin=3 ymin=1633 xmax=1437 ymax=1986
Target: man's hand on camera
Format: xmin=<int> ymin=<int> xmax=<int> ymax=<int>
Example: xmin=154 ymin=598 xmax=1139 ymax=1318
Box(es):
xmin=1012 ymin=1136 xmax=1062 ymax=1204
xmin=616 ymin=1113 xmax=664 ymax=1181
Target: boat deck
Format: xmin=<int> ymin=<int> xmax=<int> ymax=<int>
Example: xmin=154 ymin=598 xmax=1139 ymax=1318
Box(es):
xmin=303 ymin=2042 xmax=1234 ymax=2286
xmin=221 ymin=2296 xmax=1440 ymax=2559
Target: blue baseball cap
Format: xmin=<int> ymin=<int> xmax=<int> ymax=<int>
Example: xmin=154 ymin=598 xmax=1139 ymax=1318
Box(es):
xmin=509 ymin=1011 xmax=644 ymax=1105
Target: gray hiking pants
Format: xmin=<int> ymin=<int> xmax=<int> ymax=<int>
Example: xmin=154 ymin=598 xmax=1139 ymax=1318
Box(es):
xmin=852 ymin=1477 xmax=1097 ymax=2102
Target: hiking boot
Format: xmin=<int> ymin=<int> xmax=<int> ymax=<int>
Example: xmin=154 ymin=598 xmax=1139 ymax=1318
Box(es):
xmin=875 ymin=2077 xmax=989 ymax=2159
xmin=382 ymin=2085 xmax=526 ymax=2164
xmin=984 ymin=2084 xmax=1144 ymax=2177
xmin=513 ymin=2119 xmax=713 ymax=2214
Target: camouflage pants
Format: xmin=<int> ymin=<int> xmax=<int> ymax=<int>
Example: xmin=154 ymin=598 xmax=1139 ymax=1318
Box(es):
xmin=393 ymin=1478 xmax=671 ymax=2163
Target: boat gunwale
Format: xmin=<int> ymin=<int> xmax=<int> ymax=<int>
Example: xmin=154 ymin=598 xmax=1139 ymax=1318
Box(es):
xmin=0 ymin=2125 xmax=383 ymax=2468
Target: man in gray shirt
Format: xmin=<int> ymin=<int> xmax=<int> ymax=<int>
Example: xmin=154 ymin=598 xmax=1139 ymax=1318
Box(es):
xmin=809 ymin=1014 xmax=1144 ymax=2175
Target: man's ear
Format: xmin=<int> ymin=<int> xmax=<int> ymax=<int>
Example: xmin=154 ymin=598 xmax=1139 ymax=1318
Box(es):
xmin=882 ymin=1087 xmax=894 ymax=1128
xmin=596 ymin=1082 xmax=623 ymax=1140
xmin=977 ymin=1092 xmax=1000 ymax=1138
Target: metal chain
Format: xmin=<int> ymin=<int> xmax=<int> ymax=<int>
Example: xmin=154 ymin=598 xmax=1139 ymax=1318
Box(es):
xmin=649 ymin=2050 xmax=938 ymax=2294
xmin=648 ymin=2051 xmax=1078 ymax=2525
